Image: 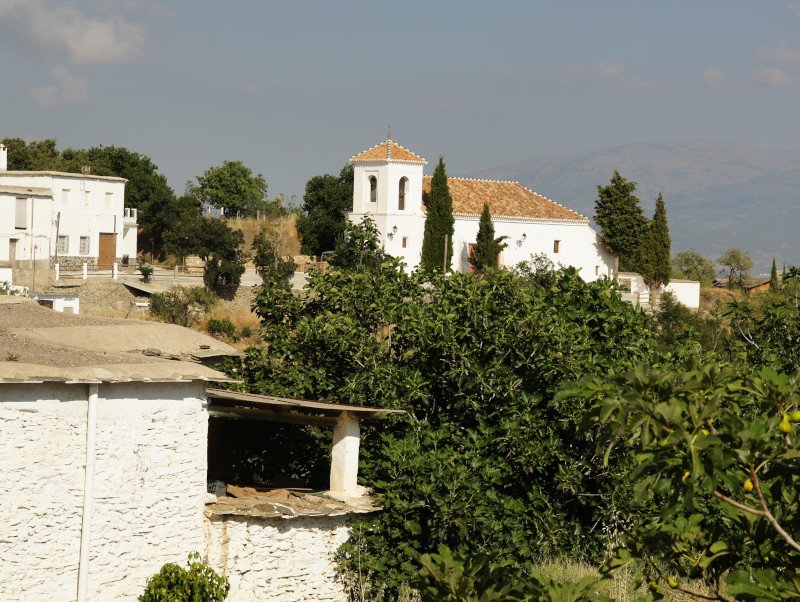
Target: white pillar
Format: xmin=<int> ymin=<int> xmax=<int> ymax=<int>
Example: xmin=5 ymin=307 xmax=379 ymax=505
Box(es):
xmin=112 ymin=262 xmax=118 ymax=280
xmin=329 ymin=412 xmax=360 ymax=493
xmin=82 ymin=263 xmax=88 ymax=280
xmin=54 ymin=263 xmax=60 ymax=281
xmin=174 ymin=265 xmax=178 ymax=280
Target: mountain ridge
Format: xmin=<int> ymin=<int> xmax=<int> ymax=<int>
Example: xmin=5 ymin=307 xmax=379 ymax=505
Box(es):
xmin=470 ymin=140 xmax=800 ymax=272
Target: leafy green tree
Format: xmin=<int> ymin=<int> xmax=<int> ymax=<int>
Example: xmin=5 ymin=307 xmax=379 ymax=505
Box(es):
xmin=252 ymin=228 xmax=296 ymax=288
xmin=420 ymin=156 xmax=455 ymax=273
xmin=718 ymin=248 xmax=753 ymax=289
xmin=672 ymin=249 xmax=716 ymax=286
xmin=2 ymin=137 xmax=62 ymax=170
xmin=594 ymin=171 xmax=648 ymax=273
xmin=469 ymin=203 xmax=508 ymax=274
xmin=770 ymin=257 xmax=779 ymax=292
xmin=241 ymin=243 xmax=657 ymax=594
xmin=297 ymin=164 xmax=354 ymax=257
xmin=329 ymin=216 xmax=389 ymax=272
xmin=565 ymin=362 xmax=800 ymax=600
xmin=195 ymin=160 xmax=269 ymax=218
xmin=639 ymin=193 xmax=671 ymax=303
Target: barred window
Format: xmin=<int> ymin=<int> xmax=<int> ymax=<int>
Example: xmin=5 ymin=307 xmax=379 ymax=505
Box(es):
xmin=57 ymin=236 xmax=69 ymax=254
xmin=79 ymin=236 xmax=90 ymax=255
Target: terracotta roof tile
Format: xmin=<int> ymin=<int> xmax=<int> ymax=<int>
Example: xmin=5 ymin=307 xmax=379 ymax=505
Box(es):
xmin=422 ymin=177 xmax=586 ymax=221
xmin=350 ymin=139 xmax=427 ymax=164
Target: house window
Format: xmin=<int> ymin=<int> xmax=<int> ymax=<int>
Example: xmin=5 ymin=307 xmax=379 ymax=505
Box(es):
xmin=595 ymin=265 xmax=600 ymax=276
xmin=15 ymin=198 xmax=27 ymax=229
xmin=398 ymin=177 xmax=408 ymax=210
xmin=105 ymin=192 xmax=113 ymax=207
xmin=62 ymin=189 xmax=70 ymax=205
xmin=402 ymin=236 xmax=408 ymax=249
xmin=553 ymin=240 xmax=560 ymax=254
xmin=57 ymin=236 xmax=69 ymax=254
xmin=84 ymin=190 xmax=91 ymax=206
xmin=79 ymin=236 xmax=90 ymax=255
xmin=369 ymin=176 xmax=377 ymax=203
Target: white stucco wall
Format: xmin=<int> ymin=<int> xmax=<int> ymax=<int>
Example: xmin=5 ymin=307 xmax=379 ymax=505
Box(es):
xmin=0 ymin=192 xmax=52 ymax=263
xmin=451 ymin=216 xmax=615 ymax=280
xmin=617 ymin=272 xmax=701 ymax=309
xmin=205 ymin=515 xmax=352 ymax=602
xmin=0 ymin=380 xmax=208 ymax=601
xmin=0 ymin=173 xmax=132 ymax=264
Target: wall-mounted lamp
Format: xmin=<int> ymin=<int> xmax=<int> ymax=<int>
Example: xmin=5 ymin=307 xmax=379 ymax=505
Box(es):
xmin=389 ymin=225 xmax=398 ymax=238
xmin=516 ymin=232 xmax=527 ymax=248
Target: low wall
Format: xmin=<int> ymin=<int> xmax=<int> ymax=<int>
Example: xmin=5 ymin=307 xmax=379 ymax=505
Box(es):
xmin=665 ymin=280 xmax=701 ymax=309
xmin=205 ymin=515 xmax=352 ymax=602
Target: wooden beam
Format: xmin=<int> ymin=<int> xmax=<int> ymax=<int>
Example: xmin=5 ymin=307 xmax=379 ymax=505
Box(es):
xmin=208 ymin=406 xmax=339 ymax=427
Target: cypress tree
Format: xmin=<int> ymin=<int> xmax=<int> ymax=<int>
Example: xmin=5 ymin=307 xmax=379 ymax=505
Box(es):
xmin=770 ymin=257 xmax=779 ymax=292
xmin=640 ymin=193 xmax=671 ymax=303
xmin=595 ymin=171 xmax=648 ymax=272
xmin=469 ymin=203 xmax=508 ymax=274
xmin=420 ymin=156 xmax=455 ymax=272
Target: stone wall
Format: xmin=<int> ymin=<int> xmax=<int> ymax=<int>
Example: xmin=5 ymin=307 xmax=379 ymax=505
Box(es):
xmin=0 ymin=381 xmax=208 ymax=601
xmin=51 ymin=256 xmax=98 ymax=270
xmin=205 ymin=514 xmax=352 ymax=602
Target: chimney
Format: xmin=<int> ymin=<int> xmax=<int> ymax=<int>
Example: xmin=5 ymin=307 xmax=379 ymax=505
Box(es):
xmin=0 ymin=144 xmax=6 ymax=171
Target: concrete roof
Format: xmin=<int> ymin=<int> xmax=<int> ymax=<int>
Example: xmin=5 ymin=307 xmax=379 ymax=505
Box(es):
xmin=0 ymin=297 xmax=238 ymax=383
xmin=0 ymin=171 xmax=127 ymax=182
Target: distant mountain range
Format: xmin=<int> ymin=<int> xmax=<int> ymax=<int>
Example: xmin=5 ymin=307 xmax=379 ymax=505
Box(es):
xmin=470 ymin=140 xmax=800 ymax=273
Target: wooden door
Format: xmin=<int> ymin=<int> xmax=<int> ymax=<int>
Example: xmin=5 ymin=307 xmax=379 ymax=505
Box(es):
xmin=9 ymin=239 xmax=17 ymax=263
xmin=98 ymin=233 xmax=116 ymax=269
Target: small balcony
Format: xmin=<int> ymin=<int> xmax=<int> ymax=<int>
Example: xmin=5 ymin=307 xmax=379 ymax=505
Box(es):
xmin=123 ymin=207 xmax=138 ymax=227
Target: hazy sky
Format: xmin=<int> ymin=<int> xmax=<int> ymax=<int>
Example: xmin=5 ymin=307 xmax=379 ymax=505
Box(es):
xmin=2 ymin=1 xmax=799 ymax=203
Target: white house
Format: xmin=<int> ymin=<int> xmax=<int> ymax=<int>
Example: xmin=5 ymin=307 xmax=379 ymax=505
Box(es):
xmin=347 ymin=138 xmax=616 ymax=279
xmin=0 ymin=143 xmax=137 ymax=270
xmin=0 ymin=296 xmax=393 ymax=601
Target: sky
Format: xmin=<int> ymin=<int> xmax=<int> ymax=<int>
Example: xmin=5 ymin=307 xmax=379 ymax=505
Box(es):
xmin=1 ymin=0 xmax=800 ymax=204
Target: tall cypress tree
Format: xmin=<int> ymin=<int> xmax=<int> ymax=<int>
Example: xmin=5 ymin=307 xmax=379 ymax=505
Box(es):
xmin=420 ymin=157 xmax=455 ymax=272
xmin=640 ymin=193 xmax=671 ymax=302
xmin=469 ymin=203 xmax=508 ymax=274
xmin=770 ymin=257 xmax=779 ymax=292
xmin=595 ymin=171 xmax=648 ymax=272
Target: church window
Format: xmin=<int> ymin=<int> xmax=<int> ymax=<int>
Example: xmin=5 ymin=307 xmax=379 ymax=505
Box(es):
xmin=402 ymin=236 xmax=408 ymax=249
xmin=369 ymin=176 xmax=377 ymax=203
xmin=398 ymin=177 xmax=408 ymax=210
xmin=553 ymin=240 xmax=560 ymax=254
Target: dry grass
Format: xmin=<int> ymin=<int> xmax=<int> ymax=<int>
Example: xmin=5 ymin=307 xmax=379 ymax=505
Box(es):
xmin=700 ymin=286 xmax=743 ymax=311
xmin=227 ymin=214 xmax=301 ymax=262
xmin=534 ymin=559 xmax=724 ymax=601
xmin=198 ymin=304 xmax=262 ymax=349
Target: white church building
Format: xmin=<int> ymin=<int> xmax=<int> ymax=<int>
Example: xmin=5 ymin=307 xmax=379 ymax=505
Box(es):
xmin=347 ymin=138 xmax=616 ymax=279
xmin=0 ymin=143 xmax=137 ymax=270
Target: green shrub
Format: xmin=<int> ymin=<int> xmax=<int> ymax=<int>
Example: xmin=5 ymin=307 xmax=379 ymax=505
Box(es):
xmin=139 ymin=263 xmax=154 ymax=283
xmin=208 ymin=318 xmax=237 ymax=340
xmin=150 ymin=287 xmax=217 ymax=327
xmin=139 ymin=552 xmax=229 ymax=602
xmin=239 ymin=325 xmax=253 ymax=339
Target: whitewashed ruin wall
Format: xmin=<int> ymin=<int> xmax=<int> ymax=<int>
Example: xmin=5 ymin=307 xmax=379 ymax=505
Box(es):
xmin=0 ymin=381 xmax=208 ymax=601
xmin=205 ymin=514 xmax=352 ymax=602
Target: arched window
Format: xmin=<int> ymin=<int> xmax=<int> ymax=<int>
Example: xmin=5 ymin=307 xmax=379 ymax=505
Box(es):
xmin=398 ymin=177 xmax=408 ymax=210
xmin=369 ymin=176 xmax=377 ymax=203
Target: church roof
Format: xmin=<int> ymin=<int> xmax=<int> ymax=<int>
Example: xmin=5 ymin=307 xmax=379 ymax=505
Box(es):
xmin=422 ymin=176 xmax=587 ymax=222
xmin=350 ymin=139 xmax=427 ymax=164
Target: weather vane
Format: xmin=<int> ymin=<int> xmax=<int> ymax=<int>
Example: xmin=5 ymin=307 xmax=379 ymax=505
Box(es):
xmin=387 ymin=125 xmax=392 ymax=140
